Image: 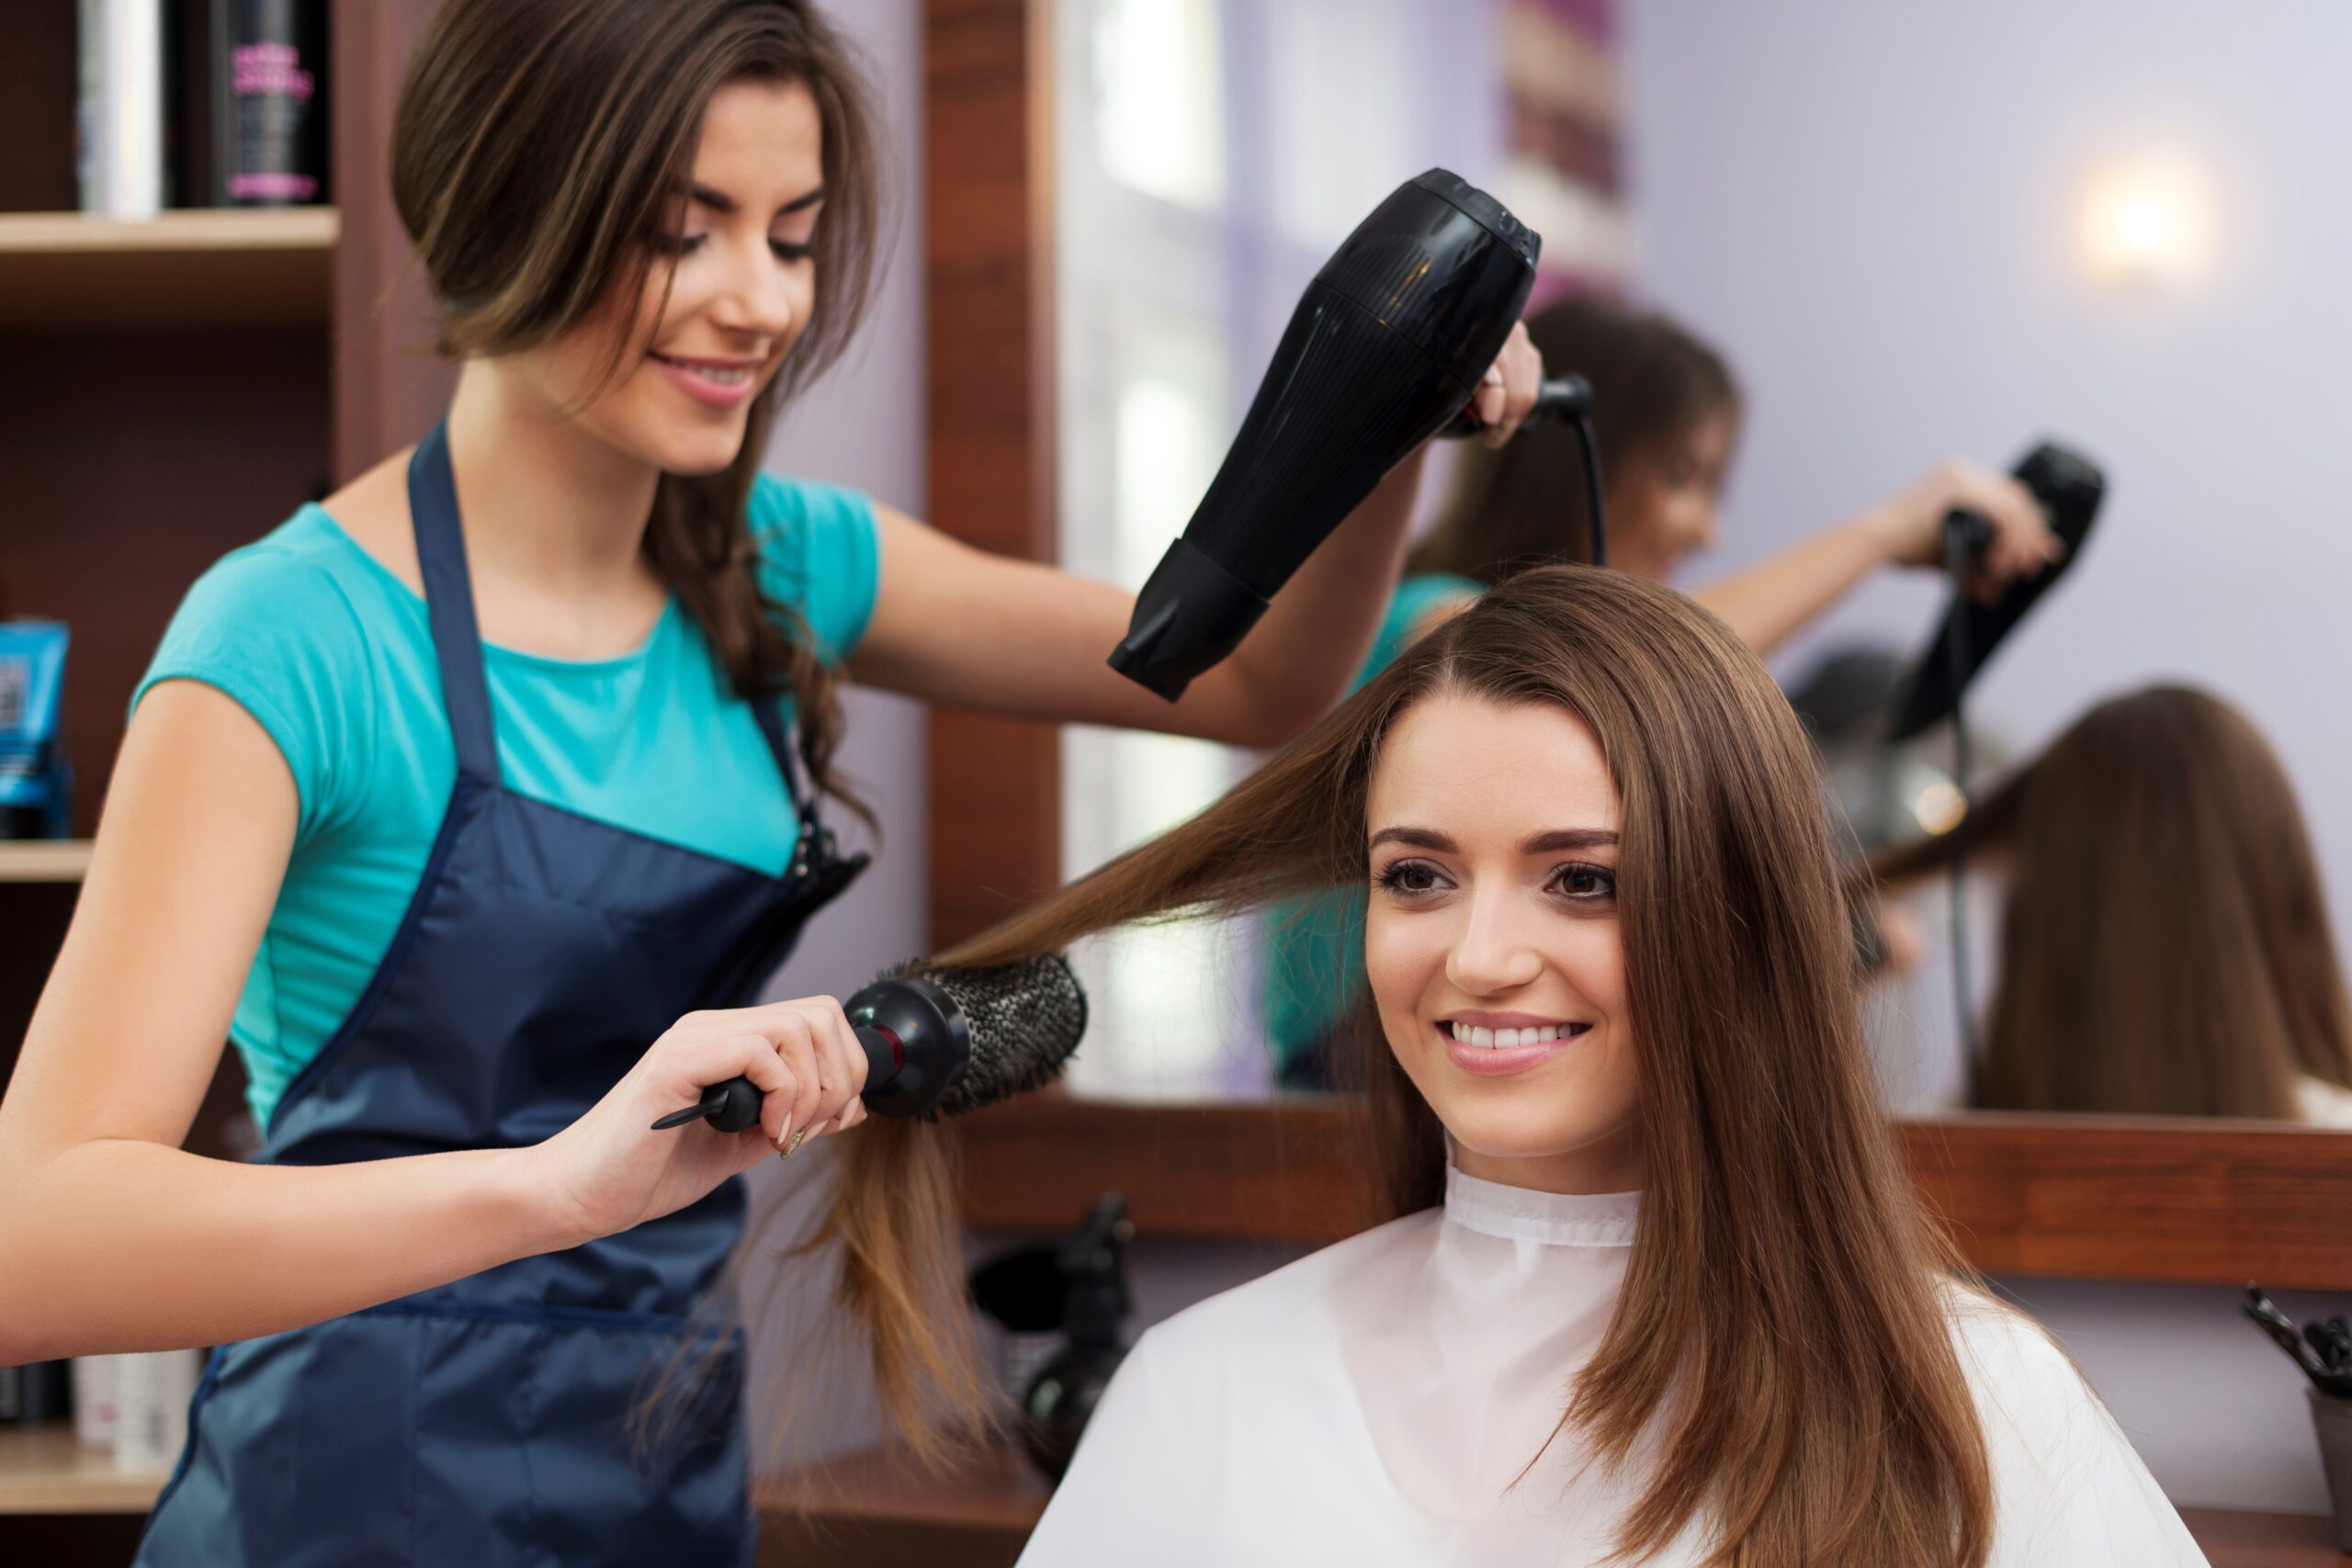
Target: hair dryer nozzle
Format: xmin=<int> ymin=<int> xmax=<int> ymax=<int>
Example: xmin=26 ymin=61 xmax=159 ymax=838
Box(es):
xmin=1106 ymin=537 xmax=1271 ymax=703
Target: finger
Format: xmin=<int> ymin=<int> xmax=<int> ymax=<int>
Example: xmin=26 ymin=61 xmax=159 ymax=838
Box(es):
xmin=809 ymin=1007 xmax=866 ymax=1130
xmin=768 ymin=1016 xmax=824 ymax=1145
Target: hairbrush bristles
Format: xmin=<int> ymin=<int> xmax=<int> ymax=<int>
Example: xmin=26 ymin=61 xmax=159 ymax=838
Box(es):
xmin=892 ymin=954 xmax=1087 ymax=1121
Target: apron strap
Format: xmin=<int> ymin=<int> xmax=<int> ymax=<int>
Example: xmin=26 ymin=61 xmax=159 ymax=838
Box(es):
xmin=407 ymin=420 xmax=503 ymax=784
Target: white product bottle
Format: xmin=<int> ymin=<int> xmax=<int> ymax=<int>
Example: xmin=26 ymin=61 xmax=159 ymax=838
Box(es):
xmin=112 ymin=1349 xmax=200 ymax=1471
xmin=71 ymin=1356 xmax=119 ymax=1450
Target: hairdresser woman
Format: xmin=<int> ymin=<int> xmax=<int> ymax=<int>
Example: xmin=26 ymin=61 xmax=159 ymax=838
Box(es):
xmin=0 ymin=5 xmax=1540 ymax=1564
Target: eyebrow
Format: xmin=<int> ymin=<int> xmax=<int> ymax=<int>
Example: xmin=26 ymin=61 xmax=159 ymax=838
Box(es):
xmin=687 ymin=183 xmax=827 ymax=218
xmin=1367 ymin=826 xmax=1620 ymax=854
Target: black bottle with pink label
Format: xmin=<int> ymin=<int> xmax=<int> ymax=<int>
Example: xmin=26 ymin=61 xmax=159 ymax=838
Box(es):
xmin=210 ymin=0 xmax=327 ymax=206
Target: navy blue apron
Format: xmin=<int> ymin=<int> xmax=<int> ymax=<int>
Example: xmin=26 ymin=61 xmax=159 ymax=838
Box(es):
xmin=136 ymin=422 xmax=865 ymax=1567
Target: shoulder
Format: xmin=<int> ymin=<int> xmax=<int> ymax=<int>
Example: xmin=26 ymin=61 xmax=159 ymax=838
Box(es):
xmin=1939 ymin=1285 xmax=2208 ymax=1565
xmin=1124 ymin=1211 xmax=1440 ymax=1383
xmin=153 ymin=511 xmax=383 ymax=674
xmin=747 ymin=471 xmax=882 ymax=663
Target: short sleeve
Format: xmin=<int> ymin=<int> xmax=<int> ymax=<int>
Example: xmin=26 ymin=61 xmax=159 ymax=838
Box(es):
xmin=748 ymin=472 xmax=882 ymax=667
xmin=132 ymin=546 xmax=378 ymax=846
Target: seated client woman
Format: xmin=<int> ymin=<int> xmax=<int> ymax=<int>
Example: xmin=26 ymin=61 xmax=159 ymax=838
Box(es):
xmin=948 ymin=568 xmax=2203 ymax=1565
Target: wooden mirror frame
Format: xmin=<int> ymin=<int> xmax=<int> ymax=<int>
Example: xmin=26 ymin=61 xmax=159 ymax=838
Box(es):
xmin=920 ymin=0 xmax=2352 ymax=1293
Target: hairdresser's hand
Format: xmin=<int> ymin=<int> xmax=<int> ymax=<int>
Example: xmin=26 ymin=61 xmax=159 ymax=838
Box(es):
xmin=526 ymin=998 xmax=871 ymax=1246
xmin=1466 ymin=320 xmax=1544 ymax=449
xmin=1868 ymin=459 xmax=2063 ymax=603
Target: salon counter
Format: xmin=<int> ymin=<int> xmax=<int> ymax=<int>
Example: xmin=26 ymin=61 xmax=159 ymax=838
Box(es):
xmin=751 ymin=1443 xmax=2344 ymax=1567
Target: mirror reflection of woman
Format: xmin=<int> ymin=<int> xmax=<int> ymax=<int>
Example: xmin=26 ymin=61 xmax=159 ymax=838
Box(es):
xmin=1877 ymin=684 xmax=2352 ymax=1123
xmin=949 ymin=568 xmax=2203 ymax=1565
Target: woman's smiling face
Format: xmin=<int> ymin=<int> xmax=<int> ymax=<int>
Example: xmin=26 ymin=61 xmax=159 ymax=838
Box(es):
xmin=523 ymin=76 xmax=825 ymax=475
xmin=1363 ymin=689 xmax=1643 ymax=1194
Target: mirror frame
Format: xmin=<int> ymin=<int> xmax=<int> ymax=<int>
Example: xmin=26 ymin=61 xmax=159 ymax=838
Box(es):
xmin=919 ymin=0 xmax=2352 ymax=1292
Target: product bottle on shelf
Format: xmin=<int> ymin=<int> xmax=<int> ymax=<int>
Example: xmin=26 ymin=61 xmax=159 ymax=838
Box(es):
xmin=211 ymin=0 xmax=328 ymax=207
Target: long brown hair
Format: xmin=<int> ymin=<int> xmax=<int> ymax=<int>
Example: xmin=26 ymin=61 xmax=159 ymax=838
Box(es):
xmin=937 ymin=566 xmax=1995 ymax=1565
xmin=391 ymin=0 xmax=886 ymax=823
xmin=395 ymin=1 xmax=988 ymax=1459
xmin=1408 ymin=296 xmax=1741 ymax=584
xmin=1876 ymin=685 xmax=2352 ymax=1118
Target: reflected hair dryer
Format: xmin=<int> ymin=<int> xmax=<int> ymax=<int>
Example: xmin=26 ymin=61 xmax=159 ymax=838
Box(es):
xmin=1107 ymin=169 xmax=1543 ymax=702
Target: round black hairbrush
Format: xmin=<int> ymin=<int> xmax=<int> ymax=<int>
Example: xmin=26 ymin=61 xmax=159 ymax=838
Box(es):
xmin=651 ymin=954 xmax=1088 ymax=1133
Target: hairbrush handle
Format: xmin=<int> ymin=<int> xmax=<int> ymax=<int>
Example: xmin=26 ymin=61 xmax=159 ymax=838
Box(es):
xmin=649 ymin=974 xmax=970 ymax=1133
xmin=648 ymin=1026 xmax=902 ymax=1134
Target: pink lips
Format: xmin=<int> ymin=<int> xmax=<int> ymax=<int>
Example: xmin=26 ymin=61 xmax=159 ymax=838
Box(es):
xmin=650 ymin=352 xmax=761 ymax=411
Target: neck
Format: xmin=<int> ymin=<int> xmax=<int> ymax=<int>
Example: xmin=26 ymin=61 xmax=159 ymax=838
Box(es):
xmin=1449 ymin=1124 xmax=1645 ymax=1196
xmin=444 ymin=360 xmax=665 ymax=596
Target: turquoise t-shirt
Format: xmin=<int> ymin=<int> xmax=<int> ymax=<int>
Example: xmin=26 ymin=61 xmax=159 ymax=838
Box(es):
xmin=135 ymin=472 xmax=882 ymax=1126
xmin=1261 ymin=572 xmax=1481 ymax=1071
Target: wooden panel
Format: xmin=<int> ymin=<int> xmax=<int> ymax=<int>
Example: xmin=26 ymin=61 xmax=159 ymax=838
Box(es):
xmin=0 ymin=1 xmax=76 ymax=213
xmin=958 ymin=1091 xmax=1374 ymax=1241
xmin=0 ymin=324 xmax=333 ymax=837
xmin=960 ymin=1098 xmax=2352 ymax=1289
xmin=923 ymin=0 xmax=1061 ymax=947
xmin=1899 ymin=1114 xmax=2352 ymax=1292
xmin=330 ymin=0 xmax=454 ymax=482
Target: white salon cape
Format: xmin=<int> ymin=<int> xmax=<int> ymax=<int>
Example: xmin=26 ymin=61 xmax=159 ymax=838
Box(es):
xmin=1019 ymin=1161 xmax=2209 ymax=1567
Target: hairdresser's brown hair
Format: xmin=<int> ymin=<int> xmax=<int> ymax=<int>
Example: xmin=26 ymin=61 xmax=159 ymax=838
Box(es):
xmin=395 ymin=1 xmax=985 ymax=1460
xmin=1876 ymin=684 xmax=2352 ymax=1119
xmin=939 ymin=565 xmax=1995 ymax=1565
xmin=1408 ymin=296 xmax=1741 ymax=584
xmin=391 ymin=0 xmax=883 ymax=824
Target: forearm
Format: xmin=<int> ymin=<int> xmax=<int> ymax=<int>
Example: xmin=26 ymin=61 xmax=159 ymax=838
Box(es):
xmin=1689 ymin=511 xmax=1896 ymax=657
xmin=1222 ymin=444 xmax=1430 ymax=736
xmin=0 ymin=1135 xmax=575 ymax=1361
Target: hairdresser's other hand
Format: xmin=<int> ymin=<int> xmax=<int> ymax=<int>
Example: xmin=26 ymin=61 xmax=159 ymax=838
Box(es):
xmin=526 ymin=998 xmax=870 ymax=1246
xmin=1469 ymin=320 xmax=1544 ymax=449
xmin=1869 ymin=459 xmax=2062 ymax=603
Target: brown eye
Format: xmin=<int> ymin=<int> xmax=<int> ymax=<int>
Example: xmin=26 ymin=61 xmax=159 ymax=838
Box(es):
xmin=1551 ymin=863 xmax=1617 ymax=902
xmin=1375 ymin=860 xmax=1443 ymax=896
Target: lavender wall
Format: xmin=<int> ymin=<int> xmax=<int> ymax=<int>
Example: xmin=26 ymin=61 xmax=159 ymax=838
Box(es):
xmin=1624 ymin=0 xmax=2352 ymax=1515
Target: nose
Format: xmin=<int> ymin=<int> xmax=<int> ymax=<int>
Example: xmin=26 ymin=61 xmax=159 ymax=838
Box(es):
xmin=710 ymin=233 xmax=797 ymax=344
xmin=1443 ymin=883 xmax=1545 ymax=998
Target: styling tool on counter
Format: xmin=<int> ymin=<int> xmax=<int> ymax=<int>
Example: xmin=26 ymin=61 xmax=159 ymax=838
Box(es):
xmin=651 ymin=954 xmax=1086 ymax=1131
xmin=2242 ymin=1284 xmax=2352 ymax=1398
xmin=970 ymin=1191 xmax=1136 ymax=1482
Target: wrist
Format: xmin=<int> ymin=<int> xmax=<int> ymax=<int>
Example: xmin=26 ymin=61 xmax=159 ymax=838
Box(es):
xmin=487 ymin=1143 xmax=594 ymax=1256
xmin=1849 ymin=503 xmax=1913 ymax=565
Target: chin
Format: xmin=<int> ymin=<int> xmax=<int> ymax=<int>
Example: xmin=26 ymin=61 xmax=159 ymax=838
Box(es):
xmin=631 ymin=414 xmax=752 ymax=478
xmin=1437 ymin=1095 xmax=1629 ymax=1167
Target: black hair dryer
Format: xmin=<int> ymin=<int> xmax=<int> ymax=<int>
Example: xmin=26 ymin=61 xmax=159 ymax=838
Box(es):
xmin=1107 ymin=169 xmax=1543 ymax=702
xmin=1015 ymin=1191 xmax=1135 ymax=1482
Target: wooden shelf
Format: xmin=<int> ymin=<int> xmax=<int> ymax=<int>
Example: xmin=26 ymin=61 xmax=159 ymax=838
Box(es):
xmin=0 ymin=841 xmax=93 ymax=884
xmin=755 ymin=1442 xmax=1046 ymax=1568
xmin=0 ymin=209 xmax=338 ymax=326
xmin=0 ymin=1425 xmax=166 ymax=1517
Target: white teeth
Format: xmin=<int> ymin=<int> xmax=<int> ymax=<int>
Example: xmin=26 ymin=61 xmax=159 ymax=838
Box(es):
xmin=1449 ymin=1022 xmax=1577 ymax=1048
